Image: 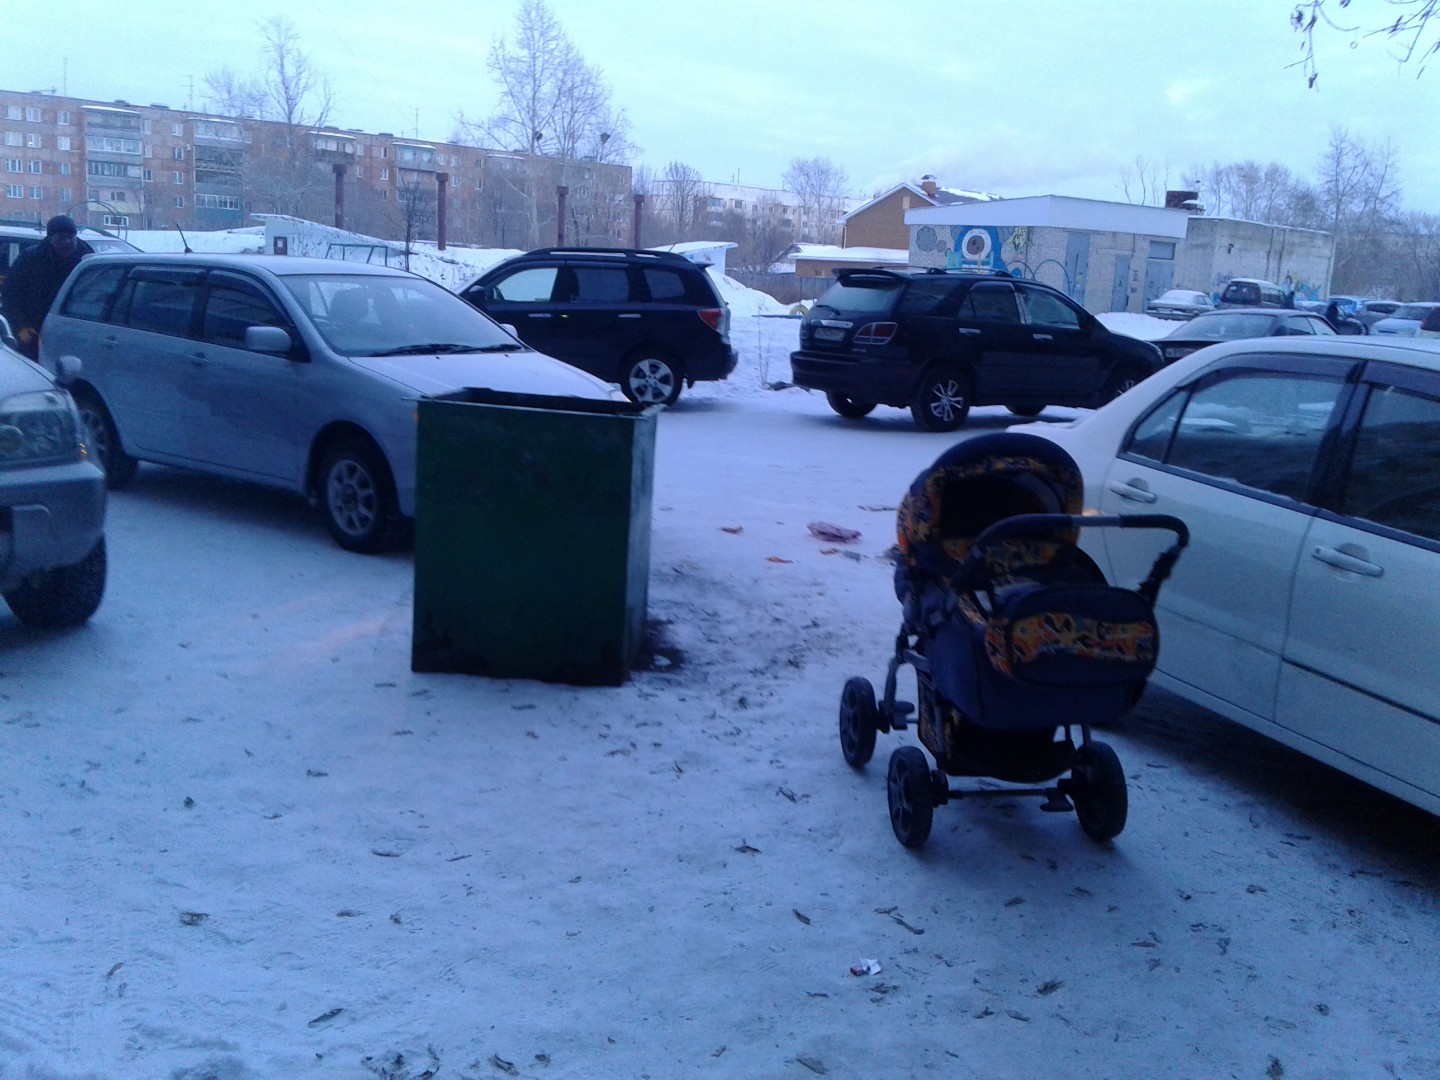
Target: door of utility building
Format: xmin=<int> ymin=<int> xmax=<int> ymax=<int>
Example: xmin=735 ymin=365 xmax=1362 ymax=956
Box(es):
xmin=1143 ymin=241 xmax=1176 ymax=307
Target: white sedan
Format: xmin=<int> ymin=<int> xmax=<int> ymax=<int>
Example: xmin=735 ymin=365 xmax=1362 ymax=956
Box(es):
xmin=1144 ymin=288 xmax=1215 ymax=320
xmin=1029 ymin=334 xmax=1440 ymax=815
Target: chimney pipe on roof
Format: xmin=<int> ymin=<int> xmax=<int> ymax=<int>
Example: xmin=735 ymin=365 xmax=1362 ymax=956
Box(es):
xmin=920 ymin=175 xmax=938 ymax=197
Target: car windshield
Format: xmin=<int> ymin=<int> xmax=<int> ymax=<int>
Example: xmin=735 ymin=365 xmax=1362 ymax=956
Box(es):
xmin=815 ymin=278 xmax=903 ymax=314
xmin=1393 ymin=304 xmax=1438 ymax=321
xmin=1170 ymin=312 xmax=1275 ymax=340
xmin=280 ymin=273 xmax=521 ymax=356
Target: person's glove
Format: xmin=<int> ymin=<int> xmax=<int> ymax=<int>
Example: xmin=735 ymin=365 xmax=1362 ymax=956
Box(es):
xmin=17 ymin=327 xmax=36 ymax=344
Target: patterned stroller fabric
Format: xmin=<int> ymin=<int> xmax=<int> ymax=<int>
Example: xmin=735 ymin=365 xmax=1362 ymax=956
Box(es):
xmin=895 ymin=433 xmax=1160 ymax=733
xmin=896 ymin=433 xmax=1083 ymax=588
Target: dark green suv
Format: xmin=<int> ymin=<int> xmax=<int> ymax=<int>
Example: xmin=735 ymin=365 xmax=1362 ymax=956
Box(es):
xmin=790 ymin=267 xmax=1162 ymax=431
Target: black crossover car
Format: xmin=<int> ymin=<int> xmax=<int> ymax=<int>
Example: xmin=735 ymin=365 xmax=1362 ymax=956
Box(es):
xmin=459 ymin=247 xmax=737 ymax=406
xmin=789 ymin=267 xmax=1163 ymax=431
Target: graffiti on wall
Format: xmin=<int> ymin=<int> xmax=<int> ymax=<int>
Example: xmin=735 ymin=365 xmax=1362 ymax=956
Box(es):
xmin=915 ymin=223 xmax=1027 ymax=276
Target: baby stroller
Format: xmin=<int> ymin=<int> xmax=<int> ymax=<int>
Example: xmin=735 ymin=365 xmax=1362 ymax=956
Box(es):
xmin=838 ymin=432 xmax=1187 ymax=846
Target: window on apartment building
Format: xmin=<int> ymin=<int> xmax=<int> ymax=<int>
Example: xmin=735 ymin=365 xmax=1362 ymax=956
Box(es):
xmin=102 ymin=215 xmax=128 ymax=227
xmin=143 ymin=168 xmax=152 ymax=181
xmin=172 ymin=123 xmax=183 ymax=136
xmin=58 ymin=111 xmax=70 ymax=126
xmin=25 ymin=107 xmax=40 ymax=123
xmin=4 ymin=159 xmax=20 ymax=172
xmin=25 ymin=134 xmax=42 ymax=148
xmin=355 ymin=165 xmax=362 ymax=177
xmin=173 ymin=171 xmax=184 ymax=184
xmin=142 ymin=119 xmax=152 ymax=134
xmin=4 ymin=184 xmax=21 ymax=198
xmin=174 ymin=197 xmax=184 ymax=208
xmin=60 ymin=162 xmax=70 ymax=175
xmin=110 ymin=191 xmax=127 ymax=202
xmin=380 ymin=189 xmax=388 ymax=200
xmin=57 ymin=136 xmax=70 ymax=150
xmin=4 ymin=132 xmax=21 ymax=146
xmin=174 ymin=147 xmax=184 ymax=160
xmin=28 ymin=186 xmax=42 ymax=199
xmin=4 ymin=107 xmax=19 ymax=121
xmin=27 ymin=160 xmax=41 ymax=174
xmin=59 ymin=187 xmax=71 ymax=201
xmin=380 ymin=168 xmax=389 ymax=180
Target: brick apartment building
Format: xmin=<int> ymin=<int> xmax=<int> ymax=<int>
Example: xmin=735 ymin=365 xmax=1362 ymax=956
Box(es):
xmin=0 ymin=88 xmax=632 ymax=249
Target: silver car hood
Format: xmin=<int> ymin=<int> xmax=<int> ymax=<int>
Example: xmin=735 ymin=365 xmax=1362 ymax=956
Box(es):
xmin=350 ymin=350 xmax=619 ymax=401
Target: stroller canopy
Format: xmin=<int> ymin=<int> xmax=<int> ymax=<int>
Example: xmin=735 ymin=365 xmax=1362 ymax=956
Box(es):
xmin=896 ymin=432 xmax=1084 ymax=582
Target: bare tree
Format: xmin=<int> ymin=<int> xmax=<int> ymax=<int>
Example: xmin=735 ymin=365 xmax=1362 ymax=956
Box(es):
xmin=1291 ymin=1 xmax=1440 ymax=86
xmin=783 ymin=157 xmax=849 ymax=243
xmin=203 ymin=17 xmax=336 ymax=218
xmin=1392 ymin=210 xmax=1440 ymax=298
xmin=653 ymin=161 xmax=709 ymax=239
xmin=455 ymin=0 xmax=632 ymax=248
xmin=1187 ymin=160 xmax=1308 ymax=223
xmin=202 ymin=68 xmax=264 ymax=118
xmin=1118 ymin=155 xmax=1173 ymax=206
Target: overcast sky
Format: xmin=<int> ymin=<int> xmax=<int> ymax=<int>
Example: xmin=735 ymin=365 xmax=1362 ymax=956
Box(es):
xmin=7 ymin=0 xmax=1440 ymax=210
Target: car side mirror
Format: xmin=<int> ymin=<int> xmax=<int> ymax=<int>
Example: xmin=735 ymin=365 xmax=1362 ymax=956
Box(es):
xmin=55 ymin=354 xmax=82 ymax=385
xmin=245 ymin=326 xmax=293 ymax=355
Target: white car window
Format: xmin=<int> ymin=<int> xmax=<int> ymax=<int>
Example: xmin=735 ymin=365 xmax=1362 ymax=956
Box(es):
xmin=1127 ymin=370 xmax=1345 ymax=502
xmin=1341 ymin=383 xmax=1440 ymax=542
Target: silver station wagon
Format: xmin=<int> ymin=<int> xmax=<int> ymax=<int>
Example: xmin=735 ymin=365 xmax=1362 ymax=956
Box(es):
xmin=39 ymin=254 xmax=616 ymax=552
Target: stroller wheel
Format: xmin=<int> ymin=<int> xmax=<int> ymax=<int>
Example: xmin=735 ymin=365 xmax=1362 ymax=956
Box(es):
xmin=887 ymin=746 xmax=935 ymax=848
xmin=1070 ymin=741 xmax=1128 ymax=842
xmin=839 ymin=677 xmax=879 ymax=768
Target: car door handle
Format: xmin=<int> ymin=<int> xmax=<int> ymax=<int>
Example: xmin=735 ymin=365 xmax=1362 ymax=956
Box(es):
xmin=1107 ymin=479 xmax=1158 ymax=503
xmin=101 ymin=335 xmax=118 ymax=348
xmin=188 ymin=351 xmax=209 ymax=366
xmin=618 ymin=313 xmax=642 ymax=320
xmin=1310 ymin=546 xmax=1383 ymax=577
xmin=957 ymin=328 xmax=982 ymax=335
xmin=527 ymin=313 xmax=554 ymax=319
xmin=1032 ymin=333 xmax=1054 ymax=341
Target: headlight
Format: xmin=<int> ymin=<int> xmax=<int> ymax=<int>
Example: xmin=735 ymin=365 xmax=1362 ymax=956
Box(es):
xmin=0 ymin=390 xmax=83 ymax=465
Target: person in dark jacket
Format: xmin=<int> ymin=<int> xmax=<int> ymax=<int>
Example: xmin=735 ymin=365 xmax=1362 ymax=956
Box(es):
xmin=1324 ymin=300 xmax=1366 ymax=336
xmin=0 ymin=215 xmax=93 ymax=359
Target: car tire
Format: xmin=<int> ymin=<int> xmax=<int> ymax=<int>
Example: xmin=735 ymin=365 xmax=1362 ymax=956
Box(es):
xmin=317 ymin=438 xmax=408 ymax=554
xmin=3 ymin=536 xmax=106 ymax=629
xmin=911 ymin=366 xmax=972 ymax=432
xmin=1103 ymin=368 xmax=1146 ymax=403
xmin=621 ymin=352 xmax=683 ymax=407
xmin=826 ymin=393 xmax=876 ymax=420
xmin=71 ymin=386 xmax=138 ymax=488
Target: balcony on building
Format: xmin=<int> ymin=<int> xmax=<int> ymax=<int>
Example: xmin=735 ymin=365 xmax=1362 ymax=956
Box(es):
xmin=310 ymin=129 xmax=358 ymax=163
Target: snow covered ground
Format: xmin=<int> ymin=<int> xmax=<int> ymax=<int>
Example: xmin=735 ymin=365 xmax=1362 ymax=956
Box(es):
xmin=2 ymin=251 xmax=1437 ymax=1079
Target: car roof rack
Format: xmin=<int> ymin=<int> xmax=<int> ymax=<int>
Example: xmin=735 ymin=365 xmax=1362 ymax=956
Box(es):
xmin=521 ymin=246 xmax=690 ymax=264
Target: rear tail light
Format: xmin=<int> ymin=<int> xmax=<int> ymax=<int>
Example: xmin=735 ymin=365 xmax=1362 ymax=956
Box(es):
xmin=698 ymin=307 xmax=729 ymax=337
xmin=854 ymin=322 xmax=898 ymax=345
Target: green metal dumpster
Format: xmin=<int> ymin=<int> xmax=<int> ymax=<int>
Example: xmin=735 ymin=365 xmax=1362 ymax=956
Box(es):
xmin=410 ymin=388 xmax=658 ymax=686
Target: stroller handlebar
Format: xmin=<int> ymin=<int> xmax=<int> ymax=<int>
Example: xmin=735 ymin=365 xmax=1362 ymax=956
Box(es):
xmin=967 ymin=513 xmax=1189 ymax=605
xmin=970 ymin=512 xmax=1188 ymax=550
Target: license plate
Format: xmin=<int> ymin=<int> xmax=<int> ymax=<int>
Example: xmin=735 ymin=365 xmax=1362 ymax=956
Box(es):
xmin=814 ymin=326 xmax=845 ymax=342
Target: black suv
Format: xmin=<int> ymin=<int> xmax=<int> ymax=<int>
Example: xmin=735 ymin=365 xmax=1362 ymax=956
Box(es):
xmin=459 ymin=247 xmax=737 ymax=406
xmin=790 ymin=267 xmax=1162 ymax=431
